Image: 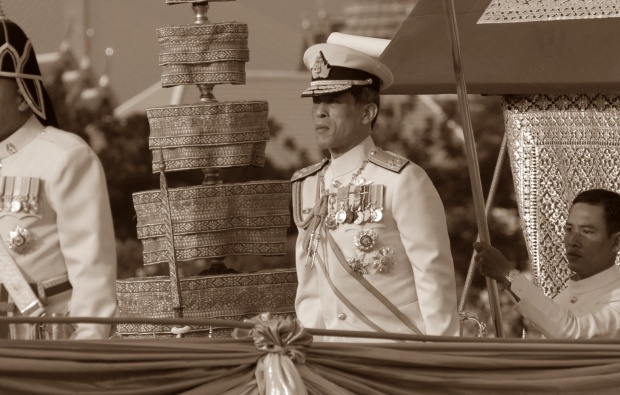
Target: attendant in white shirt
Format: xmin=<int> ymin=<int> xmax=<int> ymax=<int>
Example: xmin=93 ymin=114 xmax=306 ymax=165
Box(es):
xmin=475 ymin=188 xmax=620 ymax=339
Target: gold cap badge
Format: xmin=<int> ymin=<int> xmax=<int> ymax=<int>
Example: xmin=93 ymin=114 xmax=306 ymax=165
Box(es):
xmin=311 ymin=51 xmax=331 ymax=80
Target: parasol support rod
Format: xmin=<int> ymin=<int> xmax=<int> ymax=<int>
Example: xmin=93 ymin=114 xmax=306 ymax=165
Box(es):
xmin=458 ymin=133 xmax=508 ymax=336
xmin=442 ymin=0 xmax=504 ymax=337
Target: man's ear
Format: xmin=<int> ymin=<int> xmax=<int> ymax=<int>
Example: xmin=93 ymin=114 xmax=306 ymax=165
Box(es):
xmin=362 ymin=103 xmax=378 ymax=125
xmin=17 ymin=93 xmax=29 ymax=112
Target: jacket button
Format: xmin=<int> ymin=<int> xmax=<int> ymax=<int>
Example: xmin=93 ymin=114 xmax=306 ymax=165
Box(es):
xmin=337 ymin=313 xmax=347 ymax=320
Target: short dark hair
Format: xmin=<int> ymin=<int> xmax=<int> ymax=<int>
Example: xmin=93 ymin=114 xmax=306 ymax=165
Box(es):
xmin=349 ymin=85 xmax=380 ymax=128
xmin=572 ymin=189 xmax=620 ymax=234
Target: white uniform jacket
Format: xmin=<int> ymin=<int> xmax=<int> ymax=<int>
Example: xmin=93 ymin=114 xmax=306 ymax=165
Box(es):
xmin=0 ymin=116 xmax=117 ymax=339
xmin=292 ymin=137 xmax=459 ymax=341
xmin=510 ymin=265 xmax=620 ymax=339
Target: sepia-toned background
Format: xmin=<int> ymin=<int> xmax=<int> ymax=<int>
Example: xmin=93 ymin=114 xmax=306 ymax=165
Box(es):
xmin=1 ymin=0 xmax=531 ymax=337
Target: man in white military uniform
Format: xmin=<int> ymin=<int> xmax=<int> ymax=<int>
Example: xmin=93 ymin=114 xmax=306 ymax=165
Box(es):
xmin=292 ymin=36 xmax=460 ymax=341
xmin=475 ymin=189 xmax=620 ymax=339
xmin=0 ymin=16 xmax=117 ymax=339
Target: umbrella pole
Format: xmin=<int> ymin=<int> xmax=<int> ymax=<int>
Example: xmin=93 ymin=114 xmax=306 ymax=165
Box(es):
xmin=442 ymin=0 xmax=504 ymax=337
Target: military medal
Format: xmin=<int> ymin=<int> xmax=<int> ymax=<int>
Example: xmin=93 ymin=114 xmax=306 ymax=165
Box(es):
xmin=335 ymin=210 xmax=347 ymax=224
xmin=373 ymin=209 xmax=383 ymax=222
xmin=350 ymin=186 xmax=361 ymax=224
xmin=335 ymin=202 xmax=347 ymax=224
xmin=346 ymin=253 xmax=369 ymax=276
xmin=373 ymin=247 xmax=395 ymax=274
xmin=324 ymin=192 xmax=338 ymax=229
xmin=6 ymin=226 xmax=32 ymax=254
xmin=363 ymin=208 xmax=372 ymax=222
xmin=321 ymin=160 xmax=369 ymax=229
xmin=345 ymin=209 xmax=354 ymax=224
xmin=335 ymin=188 xmax=349 ymax=224
xmin=324 ymin=215 xmax=338 ymax=229
xmin=10 ymin=199 xmax=22 ymax=213
xmin=369 ymin=185 xmax=384 ymax=223
xmin=354 ymin=228 xmax=377 ymax=252
xmin=27 ymin=178 xmax=40 ymax=214
xmin=362 ymin=184 xmax=371 ymax=222
xmin=10 ymin=176 xmax=26 ymax=213
xmin=357 ymin=185 xmax=369 ymax=224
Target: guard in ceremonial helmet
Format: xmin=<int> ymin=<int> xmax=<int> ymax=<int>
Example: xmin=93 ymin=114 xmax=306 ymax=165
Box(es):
xmin=0 ymin=14 xmax=117 ymax=339
xmin=292 ymin=35 xmax=459 ymax=340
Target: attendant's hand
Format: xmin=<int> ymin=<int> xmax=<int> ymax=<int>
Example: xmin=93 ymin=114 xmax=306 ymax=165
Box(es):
xmin=473 ymin=241 xmax=515 ymax=283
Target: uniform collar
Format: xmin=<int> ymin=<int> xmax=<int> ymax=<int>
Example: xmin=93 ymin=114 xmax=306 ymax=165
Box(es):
xmin=567 ymin=265 xmax=620 ymax=295
xmin=0 ymin=115 xmax=44 ymax=161
xmin=329 ymin=136 xmax=375 ymax=177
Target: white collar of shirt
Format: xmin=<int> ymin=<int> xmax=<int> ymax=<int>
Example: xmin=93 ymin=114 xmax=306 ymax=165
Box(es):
xmin=328 ymin=136 xmax=375 ymax=178
xmin=567 ymin=265 xmax=620 ymax=295
xmin=0 ymin=115 xmax=44 ymax=161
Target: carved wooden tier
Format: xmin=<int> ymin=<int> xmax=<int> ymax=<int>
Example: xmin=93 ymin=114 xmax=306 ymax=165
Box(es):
xmin=147 ymin=101 xmax=269 ymax=172
xmin=133 ymin=181 xmax=291 ymax=265
xmin=157 ymin=22 xmax=248 ymax=87
xmin=115 ymin=0 xmax=297 ymax=339
xmin=116 ymin=268 xmax=298 ymax=338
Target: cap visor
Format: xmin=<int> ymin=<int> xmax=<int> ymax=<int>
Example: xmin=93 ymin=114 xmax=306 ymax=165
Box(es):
xmin=300 ymin=83 xmax=353 ymax=98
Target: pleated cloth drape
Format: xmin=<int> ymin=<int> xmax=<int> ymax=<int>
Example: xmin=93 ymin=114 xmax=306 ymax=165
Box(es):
xmin=2 ymin=316 xmax=620 ymax=394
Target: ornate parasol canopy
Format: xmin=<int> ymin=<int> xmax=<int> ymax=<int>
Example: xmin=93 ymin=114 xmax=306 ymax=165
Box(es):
xmin=378 ymin=0 xmax=620 ymax=338
xmin=380 ymin=0 xmax=620 ymax=95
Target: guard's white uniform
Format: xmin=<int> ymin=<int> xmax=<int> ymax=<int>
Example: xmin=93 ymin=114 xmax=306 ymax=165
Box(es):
xmin=292 ymin=137 xmax=459 ymax=341
xmin=0 ymin=116 xmax=117 ymax=340
xmin=510 ymin=265 xmax=620 ymax=339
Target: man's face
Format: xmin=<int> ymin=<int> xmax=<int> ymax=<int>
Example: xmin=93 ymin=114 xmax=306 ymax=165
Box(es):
xmin=0 ymin=78 xmax=24 ymax=140
xmin=311 ymin=91 xmax=368 ymax=158
xmin=564 ymin=202 xmax=620 ymax=280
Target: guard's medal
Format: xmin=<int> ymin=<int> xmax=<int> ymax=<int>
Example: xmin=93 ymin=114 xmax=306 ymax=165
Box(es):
xmin=0 ymin=177 xmax=41 ymax=254
xmin=10 ymin=198 xmax=22 ymax=213
xmin=6 ymin=226 xmax=32 ymax=253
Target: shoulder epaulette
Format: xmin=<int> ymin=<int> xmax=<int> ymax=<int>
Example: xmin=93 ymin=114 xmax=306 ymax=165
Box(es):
xmin=368 ymin=148 xmax=409 ymax=173
xmin=290 ymin=158 xmax=329 ymax=182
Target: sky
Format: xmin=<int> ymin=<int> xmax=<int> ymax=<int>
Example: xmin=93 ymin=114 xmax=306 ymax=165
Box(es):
xmin=2 ymin=0 xmax=353 ymax=104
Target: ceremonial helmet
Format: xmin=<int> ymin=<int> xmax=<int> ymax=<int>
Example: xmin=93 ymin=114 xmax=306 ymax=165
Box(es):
xmin=301 ymin=32 xmax=393 ymax=98
xmin=0 ymin=12 xmax=58 ymax=126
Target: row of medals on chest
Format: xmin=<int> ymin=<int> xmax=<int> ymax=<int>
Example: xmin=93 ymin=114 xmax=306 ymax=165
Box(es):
xmin=0 ymin=176 xmax=40 ymax=252
xmin=0 ymin=177 xmax=40 ymax=214
xmin=320 ymin=160 xmax=384 ymax=229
